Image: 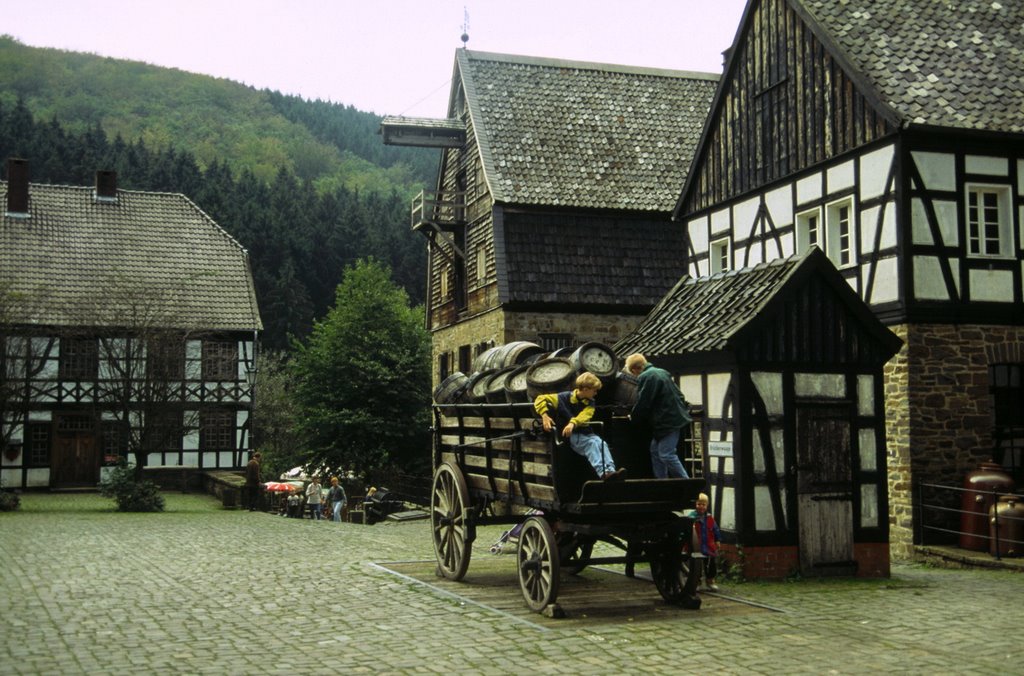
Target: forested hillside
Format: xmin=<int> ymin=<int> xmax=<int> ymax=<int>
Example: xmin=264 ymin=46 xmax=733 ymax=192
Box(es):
xmin=0 ymin=36 xmax=439 ymax=349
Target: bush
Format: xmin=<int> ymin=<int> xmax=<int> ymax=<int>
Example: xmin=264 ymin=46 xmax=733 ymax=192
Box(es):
xmin=98 ymin=464 xmax=166 ymax=512
xmin=0 ymin=490 xmax=20 ymax=512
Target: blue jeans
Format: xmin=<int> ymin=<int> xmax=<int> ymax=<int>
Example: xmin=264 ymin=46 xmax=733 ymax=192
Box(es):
xmin=650 ymin=428 xmax=688 ymax=478
xmin=332 ymin=501 xmax=344 ymax=522
xmin=570 ymin=432 xmax=615 ymax=477
xmin=308 ymin=504 xmax=322 ymax=520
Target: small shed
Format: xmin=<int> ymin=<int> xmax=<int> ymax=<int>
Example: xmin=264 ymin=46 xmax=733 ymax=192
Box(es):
xmin=616 ymin=248 xmax=902 ymax=578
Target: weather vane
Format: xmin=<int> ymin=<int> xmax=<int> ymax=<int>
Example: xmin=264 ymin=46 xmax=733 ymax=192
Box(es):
xmin=461 ymin=7 xmax=470 ymax=48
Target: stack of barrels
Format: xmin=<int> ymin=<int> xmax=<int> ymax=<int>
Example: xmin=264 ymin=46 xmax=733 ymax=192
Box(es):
xmin=432 ymin=340 xmax=638 ymax=411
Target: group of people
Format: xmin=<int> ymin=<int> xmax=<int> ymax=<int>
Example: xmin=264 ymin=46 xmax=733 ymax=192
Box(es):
xmin=532 ymin=352 xmax=693 ymax=482
xmin=294 ymin=476 xmax=348 ymax=521
xmin=533 ymin=352 xmax=720 ymax=590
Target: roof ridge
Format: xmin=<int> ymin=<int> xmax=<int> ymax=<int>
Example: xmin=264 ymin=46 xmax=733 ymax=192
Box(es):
xmin=462 ymin=49 xmax=720 ymax=82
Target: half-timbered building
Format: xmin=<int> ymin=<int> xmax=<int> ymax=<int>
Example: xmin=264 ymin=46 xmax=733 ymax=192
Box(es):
xmin=1 ymin=159 xmax=262 ymax=489
xmin=617 ymin=249 xmax=902 ymax=578
xmin=674 ymin=0 xmax=1024 ymax=556
xmin=381 ymin=50 xmax=718 ymax=387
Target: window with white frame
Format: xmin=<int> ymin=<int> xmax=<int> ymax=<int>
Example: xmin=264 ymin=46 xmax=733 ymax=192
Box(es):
xmin=475 ymin=242 xmax=486 ymax=285
xmin=710 ymin=238 xmax=731 ymax=274
xmin=966 ymin=184 xmax=1011 ymax=257
xmin=826 ymin=198 xmax=855 ymax=267
xmin=796 ymin=208 xmax=822 ymax=253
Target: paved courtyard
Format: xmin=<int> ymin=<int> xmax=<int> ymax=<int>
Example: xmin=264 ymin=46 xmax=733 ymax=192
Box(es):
xmin=1 ymin=493 xmax=1021 ymax=674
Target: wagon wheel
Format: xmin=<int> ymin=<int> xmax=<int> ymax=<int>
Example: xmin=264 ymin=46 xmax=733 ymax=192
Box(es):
xmin=431 ymin=462 xmax=473 ymax=581
xmin=557 ymin=532 xmax=595 ymax=575
xmin=649 ymin=543 xmax=701 ymax=609
xmin=517 ymin=516 xmax=561 ymax=612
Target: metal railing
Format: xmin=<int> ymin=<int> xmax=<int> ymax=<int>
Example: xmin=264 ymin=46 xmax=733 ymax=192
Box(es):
xmin=916 ymin=480 xmax=1024 ymax=560
xmin=411 ymin=190 xmax=467 ymax=230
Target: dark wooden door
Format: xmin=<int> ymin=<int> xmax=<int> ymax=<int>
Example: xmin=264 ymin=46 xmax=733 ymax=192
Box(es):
xmin=51 ymin=415 xmax=100 ymax=487
xmin=795 ymin=404 xmax=855 ymax=576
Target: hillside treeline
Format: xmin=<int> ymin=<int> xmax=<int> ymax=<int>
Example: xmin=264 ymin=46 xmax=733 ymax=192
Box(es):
xmin=0 ymin=99 xmax=427 ymax=349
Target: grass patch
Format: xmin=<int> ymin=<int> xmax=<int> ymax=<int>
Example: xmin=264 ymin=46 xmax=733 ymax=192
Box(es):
xmin=9 ymin=492 xmax=225 ymax=515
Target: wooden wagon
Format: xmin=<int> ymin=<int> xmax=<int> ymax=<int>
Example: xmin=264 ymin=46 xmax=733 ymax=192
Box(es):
xmin=429 ymin=401 xmax=706 ymax=613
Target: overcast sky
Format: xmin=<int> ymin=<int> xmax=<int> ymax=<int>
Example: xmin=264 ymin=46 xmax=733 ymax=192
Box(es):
xmin=1 ymin=0 xmax=747 ymax=117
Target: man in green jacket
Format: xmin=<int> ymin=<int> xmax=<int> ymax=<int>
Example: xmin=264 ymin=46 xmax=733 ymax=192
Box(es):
xmin=625 ymin=354 xmax=692 ymax=478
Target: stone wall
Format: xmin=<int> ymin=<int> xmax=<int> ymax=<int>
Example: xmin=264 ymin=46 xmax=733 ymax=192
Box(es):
xmin=885 ymin=323 xmax=1024 ymax=558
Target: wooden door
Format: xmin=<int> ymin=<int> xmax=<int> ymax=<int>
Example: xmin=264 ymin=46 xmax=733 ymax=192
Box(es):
xmin=51 ymin=415 xmax=100 ymax=487
xmin=796 ymin=404 xmax=856 ymax=576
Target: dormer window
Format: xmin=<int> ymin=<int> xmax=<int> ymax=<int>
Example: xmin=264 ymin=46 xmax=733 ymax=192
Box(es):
xmin=93 ymin=170 xmax=119 ymax=204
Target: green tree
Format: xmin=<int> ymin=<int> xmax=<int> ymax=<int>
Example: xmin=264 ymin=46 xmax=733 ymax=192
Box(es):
xmin=291 ymin=259 xmax=430 ymax=478
xmin=252 ymin=350 xmax=305 ymax=482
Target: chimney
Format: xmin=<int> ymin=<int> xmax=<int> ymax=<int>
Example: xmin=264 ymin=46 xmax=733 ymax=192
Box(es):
xmin=6 ymin=157 xmax=29 ymax=215
xmin=95 ymin=169 xmax=118 ymax=201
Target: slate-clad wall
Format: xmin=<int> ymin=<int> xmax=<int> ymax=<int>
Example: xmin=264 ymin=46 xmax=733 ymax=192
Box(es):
xmin=885 ymin=323 xmax=1024 ymax=557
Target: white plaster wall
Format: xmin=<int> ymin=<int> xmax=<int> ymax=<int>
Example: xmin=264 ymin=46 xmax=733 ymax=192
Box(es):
xmin=181 ymin=452 xmax=199 ymax=467
xmin=827 ymin=160 xmax=855 ymax=193
xmin=720 ymin=485 xmax=736 ymax=530
xmin=764 ymin=186 xmax=793 ymax=228
xmin=861 ymin=484 xmax=879 ymax=528
xmin=219 ymin=451 xmax=234 ymax=467
xmin=751 ymin=371 xmax=783 ymax=415
xmin=710 ymin=206 xmax=731 ymax=237
xmin=965 ymin=155 xmax=1008 ymax=176
xmin=687 ymin=215 xmax=709 ymax=256
xmin=859 ymin=428 xmax=877 ymax=471
xmin=969 ymin=268 xmax=1014 ymax=302
xmin=754 ymin=485 xmax=776 ymax=530
xmin=911 ymin=151 xmax=956 ymax=191
xmin=857 ymin=375 xmax=874 ymax=416
xmin=913 ymin=256 xmax=954 ymax=300
xmin=734 ymin=197 xmax=760 ymax=236
xmin=706 ymin=372 xmax=732 ymax=418
xmin=679 ymin=374 xmax=702 ymax=405
xmin=859 ymin=144 xmax=895 ymax=200
xmin=796 ymin=172 xmax=823 ymax=205
xmin=860 ymin=202 xmax=897 ymax=252
xmin=26 ymin=468 xmax=48 ymax=487
xmin=794 ymin=372 xmax=844 ymax=398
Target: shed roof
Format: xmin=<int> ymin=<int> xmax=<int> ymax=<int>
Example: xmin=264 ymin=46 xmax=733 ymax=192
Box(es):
xmin=1 ymin=181 xmax=262 ymax=332
xmin=615 ymin=248 xmax=901 ymax=362
xmin=797 ymin=0 xmax=1024 ymax=133
xmin=455 ymin=50 xmax=719 ymax=211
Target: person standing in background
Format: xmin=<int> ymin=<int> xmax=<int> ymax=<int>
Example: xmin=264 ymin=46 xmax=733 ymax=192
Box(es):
xmin=305 ymin=476 xmax=323 ymax=520
xmin=245 ymin=452 xmax=262 ymax=511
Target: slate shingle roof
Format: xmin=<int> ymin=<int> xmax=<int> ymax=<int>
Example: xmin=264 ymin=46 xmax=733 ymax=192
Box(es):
xmin=614 ymin=248 xmax=899 ymax=358
xmin=458 ymin=50 xmax=719 ymax=212
xmin=503 ymin=213 xmax=684 ymax=307
xmin=1 ymin=182 xmax=262 ymax=332
xmin=799 ymin=0 xmax=1024 ymax=133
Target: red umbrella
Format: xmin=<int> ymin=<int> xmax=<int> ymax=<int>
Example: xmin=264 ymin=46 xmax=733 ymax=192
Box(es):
xmin=263 ymin=481 xmax=299 ymax=492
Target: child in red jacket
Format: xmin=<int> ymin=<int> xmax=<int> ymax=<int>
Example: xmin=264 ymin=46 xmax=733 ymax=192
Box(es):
xmin=687 ymin=492 xmax=721 ymax=591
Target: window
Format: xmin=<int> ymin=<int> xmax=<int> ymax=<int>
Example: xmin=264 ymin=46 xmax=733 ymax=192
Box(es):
xmin=991 ymin=363 xmax=1024 ymax=483
xmin=147 ymin=337 xmax=185 ymax=380
xmin=438 ymin=352 xmax=451 ymax=381
xmin=101 ymin=421 xmax=128 ymax=463
xmin=967 ymin=185 xmax=1011 ymax=257
xmin=826 ymin=198 xmax=855 ymax=267
xmin=146 ymin=410 xmax=182 ymax=453
xmin=202 ymin=340 xmax=237 ymax=381
xmin=59 ymin=338 xmax=98 ymax=380
xmin=710 ymin=238 xmax=731 ymax=274
xmin=27 ymin=423 xmax=51 ymax=465
xmin=538 ymin=333 xmax=573 ymax=352
xmin=458 ymin=345 xmax=472 ymax=374
xmin=796 ymin=208 xmax=822 ymax=253
xmin=199 ymin=409 xmax=235 ymax=451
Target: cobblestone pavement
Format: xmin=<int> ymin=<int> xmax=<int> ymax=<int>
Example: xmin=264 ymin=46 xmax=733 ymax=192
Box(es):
xmin=1 ymin=493 xmax=1021 ymax=675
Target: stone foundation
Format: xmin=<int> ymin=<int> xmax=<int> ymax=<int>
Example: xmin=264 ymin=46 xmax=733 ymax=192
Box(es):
xmin=721 ymin=542 xmax=889 ymax=579
xmin=885 ymin=323 xmax=1024 ymax=559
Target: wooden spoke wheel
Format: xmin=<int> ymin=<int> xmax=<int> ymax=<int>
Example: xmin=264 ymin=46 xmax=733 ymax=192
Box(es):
xmin=649 ymin=543 xmax=701 ymax=609
xmin=557 ymin=532 xmax=595 ymax=575
xmin=517 ymin=516 xmax=561 ymax=612
xmin=431 ymin=463 xmax=473 ymax=581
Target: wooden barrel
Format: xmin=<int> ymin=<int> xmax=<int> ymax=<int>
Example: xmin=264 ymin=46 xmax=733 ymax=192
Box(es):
xmin=497 ymin=341 xmax=545 ymax=368
xmin=473 ymin=346 xmax=505 ymax=373
xmin=503 ymin=363 xmax=531 ymax=403
xmin=610 ymin=371 xmax=638 ymax=410
xmin=433 ymin=372 xmax=470 ymax=407
xmin=568 ymin=342 xmax=618 ymax=381
xmin=525 ymin=358 xmax=576 ymax=400
xmin=549 ymin=346 xmax=576 ymax=359
xmin=484 ymin=366 xmax=518 ymax=403
xmin=463 ymin=370 xmax=494 ymax=404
